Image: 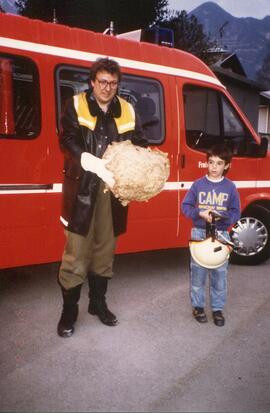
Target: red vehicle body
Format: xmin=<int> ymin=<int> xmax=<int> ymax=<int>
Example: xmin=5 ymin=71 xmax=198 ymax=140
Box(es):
xmin=0 ymin=13 xmax=269 ymax=269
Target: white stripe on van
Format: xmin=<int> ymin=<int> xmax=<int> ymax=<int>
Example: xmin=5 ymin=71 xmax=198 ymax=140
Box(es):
xmin=0 ymin=36 xmax=223 ymax=87
xmin=1 ymin=181 xmax=270 ymax=195
xmin=163 ymin=181 xmax=270 ymax=190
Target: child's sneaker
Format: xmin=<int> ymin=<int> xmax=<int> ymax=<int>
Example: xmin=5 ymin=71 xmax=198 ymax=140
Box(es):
xmin=192 ymin=307 xmax=208 ymax=323
xmin=212 ymin=310 xmax=225 ymax=327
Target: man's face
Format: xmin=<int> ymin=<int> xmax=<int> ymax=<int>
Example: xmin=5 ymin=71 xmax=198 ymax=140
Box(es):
xmin=91 ymin=70 xmax=119 ymax=106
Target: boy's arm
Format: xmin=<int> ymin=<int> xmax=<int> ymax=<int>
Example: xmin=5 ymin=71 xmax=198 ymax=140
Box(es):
xmin=181 ymin=184 xmax=200 ymax=220
xmin=227 ymin=185 xmax=241 ymax=226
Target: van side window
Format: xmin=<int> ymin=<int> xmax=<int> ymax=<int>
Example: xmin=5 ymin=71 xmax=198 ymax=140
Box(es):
xmin=55 ymin=66 xmax=165 ymax=144
xmin=183 ymin=84 xmax=256 ymax=157
xmin=55 ymin=66 xmax=90 ymax=119
xmin=0 ymin=54 xmax=40 ymax=139
xmin=120 ymin=75 xmax=164 ymax=144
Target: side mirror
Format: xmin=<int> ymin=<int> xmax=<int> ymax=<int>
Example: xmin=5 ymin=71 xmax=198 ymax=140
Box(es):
xmin=243 ymin=136 xmax=268 ymax=158
xmin=258 ymin=136 xmax=268 ymax=157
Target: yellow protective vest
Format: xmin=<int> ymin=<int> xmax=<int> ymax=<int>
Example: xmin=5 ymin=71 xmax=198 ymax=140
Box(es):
xmin=73 ymin=92 xmax=135 ymax=134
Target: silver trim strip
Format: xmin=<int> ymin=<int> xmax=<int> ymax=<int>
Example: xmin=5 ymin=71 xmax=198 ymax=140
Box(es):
xmin=0 ymin=183 xmax=62 ymax=194
xmin=1 ymin=181 xmax=270 ymax=195
xmin=163 ymin=181 xmax=270 ymax=190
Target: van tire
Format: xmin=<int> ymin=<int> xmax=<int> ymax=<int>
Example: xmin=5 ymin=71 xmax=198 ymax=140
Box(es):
xmin=229 ymin=205 xmax=270 ymax=265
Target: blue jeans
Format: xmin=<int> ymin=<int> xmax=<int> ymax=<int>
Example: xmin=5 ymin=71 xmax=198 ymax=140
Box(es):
xmin=190 ymin=227 xmax=229 ymax=312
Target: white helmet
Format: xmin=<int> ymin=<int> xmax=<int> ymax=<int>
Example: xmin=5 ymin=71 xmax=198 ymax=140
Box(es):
xmin=189 ymin=237 xmax=232 ymax=269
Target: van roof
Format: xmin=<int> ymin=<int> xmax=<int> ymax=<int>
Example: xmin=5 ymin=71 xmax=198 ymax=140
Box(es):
xmin=0 ymin=13 xmax=222 ymax=87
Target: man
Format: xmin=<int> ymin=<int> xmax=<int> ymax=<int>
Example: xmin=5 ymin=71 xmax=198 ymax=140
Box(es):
xmin=57 ymin=57 xmax=147 ymax=337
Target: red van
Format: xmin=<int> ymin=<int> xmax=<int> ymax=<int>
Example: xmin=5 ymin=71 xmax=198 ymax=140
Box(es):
xmin=0 ymin=13 xmax=269 ymax=268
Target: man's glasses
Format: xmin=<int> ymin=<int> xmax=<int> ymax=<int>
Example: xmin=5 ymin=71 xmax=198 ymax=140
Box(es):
xmin=96 ymin=79 xmax=119 ymax=90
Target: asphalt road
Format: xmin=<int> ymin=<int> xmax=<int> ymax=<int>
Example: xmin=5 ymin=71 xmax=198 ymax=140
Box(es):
xmin=0 ymin=248 xmax=269 ymax=412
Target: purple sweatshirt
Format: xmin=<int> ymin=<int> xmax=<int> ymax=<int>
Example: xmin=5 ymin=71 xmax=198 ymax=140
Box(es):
xmin=181 ymin=175 xmax=241 ymax=230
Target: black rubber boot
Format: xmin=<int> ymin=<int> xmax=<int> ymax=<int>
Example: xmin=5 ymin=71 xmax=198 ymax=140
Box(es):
xmin=88 ymin=274 xmax=118 ymax=326
xmin=57 ymin=284 xmax=82 ymax=337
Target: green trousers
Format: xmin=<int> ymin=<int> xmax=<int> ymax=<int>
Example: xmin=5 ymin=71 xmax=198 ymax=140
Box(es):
xmin=58 ymin=183 xmax=117 ymax=290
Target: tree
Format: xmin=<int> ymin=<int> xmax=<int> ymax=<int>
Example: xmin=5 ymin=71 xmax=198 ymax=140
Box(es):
xmin=158 ymin=10 xmax=217 ymax=65
xmin=15 ymin=0 xmax=169 ymax=34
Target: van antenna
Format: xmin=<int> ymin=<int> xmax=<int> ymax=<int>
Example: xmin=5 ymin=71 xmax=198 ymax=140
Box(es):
xmin=52 ymin=8 xmax=58 ymax=24
xmin=103 ymin=21 xmax=114 ymax=36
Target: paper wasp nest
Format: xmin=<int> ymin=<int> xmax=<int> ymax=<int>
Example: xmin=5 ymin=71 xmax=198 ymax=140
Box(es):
xmin=102 ymin=140 xmax=170 ymax=206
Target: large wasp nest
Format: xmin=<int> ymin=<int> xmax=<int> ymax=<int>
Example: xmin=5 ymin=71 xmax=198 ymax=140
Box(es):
xmin=102 ymin=140 xmax=170 ymax=206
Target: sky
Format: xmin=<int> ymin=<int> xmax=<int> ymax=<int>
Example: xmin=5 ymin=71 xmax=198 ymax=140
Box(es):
xmin=168 ymin=0 xmax=270 ymax=19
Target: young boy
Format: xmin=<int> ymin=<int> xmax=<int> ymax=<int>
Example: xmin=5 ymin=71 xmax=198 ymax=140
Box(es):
xmin=181 ymin=144 xmax=241 ymax=326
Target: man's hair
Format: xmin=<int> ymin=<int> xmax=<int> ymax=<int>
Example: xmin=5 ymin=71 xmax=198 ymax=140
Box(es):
xmin=206 ymin=143 xmax=233 ymax=165
xmin=90 ymin=57 xmax=122 ymax=82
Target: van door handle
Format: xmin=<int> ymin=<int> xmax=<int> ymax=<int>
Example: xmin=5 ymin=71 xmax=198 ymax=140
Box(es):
xmin=180 ymin=154 xmax=185 ymax=168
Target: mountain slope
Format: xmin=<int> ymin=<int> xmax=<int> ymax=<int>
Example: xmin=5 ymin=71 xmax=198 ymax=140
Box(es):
xmin=190 ymin=1 xmax=270 ymax=81
xmin=0 ymin=0 xmax=17 ymax=13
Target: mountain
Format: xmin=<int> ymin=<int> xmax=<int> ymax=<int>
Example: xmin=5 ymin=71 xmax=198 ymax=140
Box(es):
xmin=189 ymin=1 xmax=270 ymax=82
xmin=0 ymin=0 xmax=17 ymax=14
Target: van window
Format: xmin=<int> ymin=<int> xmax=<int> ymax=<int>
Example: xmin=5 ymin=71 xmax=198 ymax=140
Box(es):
xmin=183 ymin=84 xmax=256 ymax=157
xmin=55 ymin=65 xmax=165 ymax=144
xmin=55 ymin=66 xmax=90 ymax=116
xmin=120 ymin=75 xmax=164 ymax=144
xmin=0 ymin=54 xmax=40 ymax=139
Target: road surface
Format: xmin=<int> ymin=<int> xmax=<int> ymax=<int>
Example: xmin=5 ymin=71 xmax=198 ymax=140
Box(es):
xmin=0 ymin=248 xmax=269 ymax=412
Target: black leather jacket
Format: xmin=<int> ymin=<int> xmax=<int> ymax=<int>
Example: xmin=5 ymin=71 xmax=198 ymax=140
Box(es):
xmin=60 ymin=90 xmax=147 ymax=236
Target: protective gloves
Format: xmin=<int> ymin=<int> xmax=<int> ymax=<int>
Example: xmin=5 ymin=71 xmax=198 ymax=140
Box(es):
xmin=81 ymin=152 xmax=115 ymax=188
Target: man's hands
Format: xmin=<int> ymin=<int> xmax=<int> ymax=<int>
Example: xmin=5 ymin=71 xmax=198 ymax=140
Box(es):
xmin=81 ymin=152 xmax=115 ymax=188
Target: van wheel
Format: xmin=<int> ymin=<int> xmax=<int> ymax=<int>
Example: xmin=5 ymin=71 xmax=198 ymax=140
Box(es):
xmin=229 ymin=205 xmax=270 ymax=265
